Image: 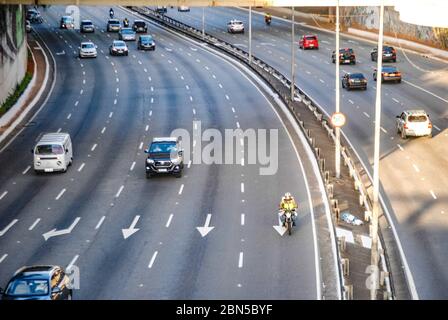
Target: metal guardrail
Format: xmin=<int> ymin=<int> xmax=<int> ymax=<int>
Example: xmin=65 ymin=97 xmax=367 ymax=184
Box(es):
xmin=129 ymin=6 xmax=400 ymax=299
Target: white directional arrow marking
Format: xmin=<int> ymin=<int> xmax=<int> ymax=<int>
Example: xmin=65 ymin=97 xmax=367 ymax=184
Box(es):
xmin=273 ymin=225 xmax=287 ymax=236
xmin=196 ymin=214 xmax=214 ymax=237
xmin=0 ymin=219 xmax=19 ymax=237
xmin=56 ymin=50 xmax=66 ymax=55
xmin=122 ymin=215 xmax=140 ymax=239
xmin=43 ymin=217 xmax=81 ymax=241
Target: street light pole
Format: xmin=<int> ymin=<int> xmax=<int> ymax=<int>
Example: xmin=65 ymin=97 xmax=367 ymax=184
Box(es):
xmin=335 ymin=0 xmax=341 ymax=179
xmin=202 ymin=7 xmax=205 ymax=39
xmin=291 ymin=7 xmax=295 ymax=100
xmin=249 ymin=6 xmax=252 ymax=64
xmin=371 ymin=1 xmax=385 ymax=301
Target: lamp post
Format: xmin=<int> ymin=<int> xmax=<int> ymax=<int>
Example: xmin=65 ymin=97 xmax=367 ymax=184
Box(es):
xmin=291 ymin=7 xmax=295 ymax=100
xmin=335 ymin=0 xmax=341 ymax=179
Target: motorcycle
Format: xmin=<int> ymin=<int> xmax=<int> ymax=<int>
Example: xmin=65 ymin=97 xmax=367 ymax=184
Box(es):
xmin=123 ymin=19 xmax=129 ymax=27
xmin=279 ymin=210 xmax=296 ymax=236
xmin=109 ymin=11 xmax=114 ymax=19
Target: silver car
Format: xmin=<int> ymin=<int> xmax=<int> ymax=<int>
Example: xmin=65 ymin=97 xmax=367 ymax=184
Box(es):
xmin=119 ymin=27 xmax=136 ymax=41
xmin=78 ymin=41 xmax=97 ymax=58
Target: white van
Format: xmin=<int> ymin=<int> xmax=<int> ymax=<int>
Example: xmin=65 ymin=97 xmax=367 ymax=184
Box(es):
xmin=32 ymin=133 xmax=73 ymax=173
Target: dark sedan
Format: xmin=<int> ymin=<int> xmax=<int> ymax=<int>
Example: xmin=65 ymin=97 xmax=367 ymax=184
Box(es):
xmin=138 ymin=35 xmax=156 ymax=51
xmin=373 ymin=65 xmax=402 ymax=83
xmin=1 ymin=265 xmax=72 ymax=300
xmin=332 ymin=48 xmax=356 ymax=64
xmin=342 ymin=73 xmax=367 ymax=90
xmin=371 ymin=46 xmax=397 ymax=62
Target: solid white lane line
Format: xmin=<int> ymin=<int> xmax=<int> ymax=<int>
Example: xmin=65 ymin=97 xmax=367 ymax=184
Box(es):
xmin=95 ymin=216 xmax=106 ymax=230
xmin=433 ymin=125 xmax=441 ymax=131
xmin=55 ymin=188 xmax=66 ymax=200
xmin=380 ymin=127 xmax=388 ymax=134
xmin=178 ymin=184 xmax=184 ymax=195
xmin=101 ymin=127 xmax=106 ymax=134
xmin=66 ymin=113 xmax=72 ymax=120
xmin=392 ymin=98 xmax=400 ymax=103
xmin=348 ymin=99 xmax=354 ymax=104
xmin=403 ymin=80 xmax=448 ymax=104
xmin=109 ymin=112 xmax=113 ymax=118
xmin=77 ymin=163 xmax=85 ymax=172
xmin=22 ymin=166 xmax=31 ymax=175
xmin=67 ymin=255 xmax=79 ymax=269
xmin=148 ymin=251 xmax=158 ymax=268
xmin=430 ymin=190 xmax=437 ymax=199
xmin=363 ymin=112 xmax=370 ymax=118
xmin=28 ymin=218 xmax=41 ymax=231
xmin=166 ymin=214 xmax=174 ymax=228
xmin=397 ymin=144 xmax=404 ymax=151
xmin=145 ymin=125 xmax=149 ymax=131
xmin=412 ymin=164 xmax=420 ymax=173
xmin=130 ymin=161 xmax=136 ymax=171
xmin=139 ymin=142 xmax=144 ymax=150
xmin=225 ymin=94 xmax=230 ymax=100
xmin=241 ymin=182 xmax=244 ymax=193
xmin=0 ymin=254 xmax=7 ymax=264
xmin=241 ymin=214 xmax=245 ymax=226
xmin=91 ymin=144 xmax=97 ymax=151
xmin=187 ymin=160 xmax=192 ymax=168
xmin=238 ymin=252 xmax=244 ymax=268
xmin=0 ymin=219 xmax=18 ymax=236
xmin=115 ymin=185 xmax=124 ymax=198
xmin=236 ymin=121 xmax=240 ymax=128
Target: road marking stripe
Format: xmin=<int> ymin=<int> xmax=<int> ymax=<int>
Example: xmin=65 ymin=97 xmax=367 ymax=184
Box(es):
xmin=190 ymin=96 xmax=193 ymax=102
xmin=101 ymin=127 xmax=106 ymax=134
xmin=77 ymin=163 xmax=85 ymax=172
xmin=430 ymin=190 xmax=437 ymax=199
xmin=116 ymin=88 xmax=119 ymax=93
xmin=241 ymin=157 xmax=245 ymax=166
xmin=187 ymin=160 xmax=192 ymax=168
xmin=412 ymin=164 xmax=420 ymax=173
xmin=212 ymin=74 xmax=216 ymax=79
xmin=148 ymin=251 xmax=158 ymax=268
xmin=236 ymin=121 xmax=240 ymax=128
xmin=232 ymin=107 xmax=236 ymax=113
xmin=433 ymin=125 xmax=441 ymax=131
xmin=139 ymin=142 xmax=144 ymax=150
xmin=380 ymin=127 xmax=387 ymax=134
xmin=178 ymin=184 xmax=184 ymax=195
xmin=403 ymin=80 xmax=448 ymax=104
xmin=219 ymin=83 xmax=223 ymax=88
xmin=95 ymin=216 xmax=106 ymax=230
xmin=166 ymin=214 xmax=174 ymax=228
xmin=80 ymin=89 xmax=83 ymax=95
xmin=241 ymin=214 xmax=245 ymax=226
xmin=192 ymin=108 xmax=196 ymax=115
xmin=91 ymin=144 xmax=97 ymax=151
xmin=392 ymin=98 xmax=400 ymax=103
xmin=348 ymin=99 xmax=354 ymax=104
xmin=363 ymin=112 xmax=370 ymax=118
xmin=109 ymin=112 xmax=113 ymax=118
xmin=180 ymin=75 xmax=184 ymax=80
xmin=138 ymin=60 xmax=142 ymax=65
xmin=238 ymin=252 xmax=244 ymax=268
xmin=148 ymin=76 xmax=152 ymax=81
xmin=55 ymin=188 xmax=66 ymax=200
xmin=74 ymin=100 xmax=79 ymax=106
xmin=0 ymin=219 xmax=18 ymax=236
xmin=149 ymin=110 xmax=153 ymax=117
xmin=319 ymin=79 xmax=325 ymax=83
xmin=22 ymin=166 xmax=31 ymax=175
xmin=150 ymin=86 xmax=154 ymax=92
xmin=130 ymin=161 xmax=136 ymax=171
xmin=29 ymin=218 xmax=41 ymax=231
xmin=185 ymin=85 xmax=190 ymax=90
xmin=241 ymin=182 xmax=244 ymax=193
xmin=145 ymin=125 xmax=149 ymax=132
xmin=0 ymin=254 xmax=7 ymax=264
xmin=397 ymin=144 xmax=404 ymax=151
xmin=151 ymin=97 xmax=154 ymax=104
xmin=67 ymin=255 xmax=79 ymax=269
xmin=144 ymin=68 xmax=147 ymax=72
xmin=115 ymin=185 xmax=124 ymax=198
xmin=225 ymin=94 xmax=230 ymax=100
xmin=57 ymin=128 xmax=62 ymax=133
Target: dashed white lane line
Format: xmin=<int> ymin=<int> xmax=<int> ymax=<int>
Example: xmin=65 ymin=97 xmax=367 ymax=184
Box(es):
xmin=57 ymin=128 xmax=62 ymax=133
xmin=115 ymin=185 xmax=124 ymax=198
xmin=348 ymin=99 xmax=354 ymax=104
xmin=22 ymin=166 xmax=31 ymax=175
xmin=148 ymin=251 xmax=158 ymax=268
xmin=110 ymin=62 xmax=115 ymax=66
xmin=433 ymin=125 xmax=441 ymax=131
xmin=83 ymin=79 xmax=86 ymax=84
xmin=187 ymin=160 xmax=192 ymax=168
xmin=190 ymin=96 xmax=193 ymax=102
xmin=392 ymin=98 xmax=400 ymax=104
xmin=80 ymin=63 xmax=84 ymax=68
xmin=241 ymin=214 xmax=245 ymax=226
xmin=430 ymin=190 xmax=437 ymax=200
xmin=116 ymin=78 xmax=119 ymax=83
xmin=77 ymin=163 xmax=85 ymax=172
xmin=145 ymin=125 xmax=149 ymax=132
xmin=175 ymin=67 xmax=178 ymax=72
xmin=225 ymin=94 xmax=230 ymax=100
xmin=149 ymin=110 xmax=153 ymax=117
xmin=66 ymin=113 xmax=72 ymax=120
xmin=319 ymin=79 xmax=325 ymax=83
xmin=0 ymin=254 xmax=8 ymax=264
xmin=212 ymin=74 xmax=216 ymax=79
xmin=74 ymin=100 xmax=79 ymax=106
xmin=180 ymin=75 xmax=184 ymax=80
xmin=130 ymin=161 xmax=136 ymax=171
xmin=236 ymin=121 xmax=240 ymax=129
xmin=232 ymin=107 xmax=236 ymax=113
xmin=101 ymin=127 xmax=106 ymax=134
xmin=82 ymin=71 xmax=86 ymax=76
xmin=109 ymin=112 xmax=114 ymax=118
xmin=241 ymin=182 xmax=245 ymax=193
xmin=168 ymin=60 xmax=172 ymax=64
xmin=193 ymin=140 xmax=197 ymax=147
xmin=380 ymin=127 xmax=388 ymax=134
xmin=178 ymin=184 xmax=184 ymax=195
xmin=28 ymin=218 xmax=41 ymax=231
xmin=95 ymin=216 xmax=106 ymax=230
xmin=138 ymin=60 xmax=142 ymax=65
xmin=412 ymin=164 xmax=420 ymax=173
xmin=192 ymin=108 xmax=196 ymax=115
xmin=151 ymin=97 xmax=154 ymax=104
xmin=80 ymin=89 xmax=83 ymax=95
xmin=148 ymin=76 xmax=152 ymax=81
xmin=185 ymin=85 xmax=190 ymax=90
xmin=139 ymin=142 xmax=144 ymax=150
xmin=150 ymin=86 xmax=154 ymax=92
xmin=196 ymin=58 xmax=200 ymax=63
xmin=218 ymin=83 xmax=223 ymax=89
xmin=238 ymin=252 xmax=244 ymax=268
xmin=116 ymin=88 xmax=119 ymax=93
xmin=67 ymin=255 xmax=79 ymax=270
xmin=205 ymin=66 xmax=209 ymax=70
xmin=91 ymin=144 xmax=97 ymax=151
xmin=144 ymin=68 xmax=147 ymax=72
xmin=306 ymin=70 xmax=311 ymax=75
xmin=397 ymin=144 xmax=404 ymax=151
xmin=166 ymin=214 xmax=174 ymax=228
xmin=363 ymin=112 xmax=370 ymax=118
xmin=0 ymin=219 xmax=18 ymax=236
xmin=55 ymin=188 xmax=66 ymax=200
xmin=241 ymin=157 xmax=245 ymax=166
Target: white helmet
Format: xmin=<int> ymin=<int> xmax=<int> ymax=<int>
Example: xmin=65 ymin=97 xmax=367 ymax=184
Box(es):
xmin=285 ymin=192 xmax=292 ymax=199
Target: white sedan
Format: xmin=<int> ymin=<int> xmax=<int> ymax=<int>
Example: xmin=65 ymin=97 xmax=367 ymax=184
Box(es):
xmin=78 ymin=41 xmax=97 ymax=58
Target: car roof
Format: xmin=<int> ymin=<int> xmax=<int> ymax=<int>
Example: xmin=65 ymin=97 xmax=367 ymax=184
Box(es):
xmin=229 ymin=20 xmax=243 ymax=23
xmin=348 ymin=73 xmax=365 ymax=77
xmin=37 ymin=133 xmax=69 ymax=145
xmin=152 ymin=137 xmax=178 ymax=143
xmin=304 ymin=34 xmax=317 ymax=37
xmin=382 ymin=66 xmax=397 ymax=71
xmin=81 ymin=41 xmax=95 ymax=45
xmin=62 ymin=15 xmax=72 ymax=19
xmin=140 ymin=35 xmax=153 ymax=39
xmin=121 ymin=27 xmax=134 ymax=31
xmin=134 ymin=19 xmax=145 ymax=23
xmin=13 ymin=265 xmax=58 ymax=277
xmin=81 ymin=19 xmax=92 ymax=23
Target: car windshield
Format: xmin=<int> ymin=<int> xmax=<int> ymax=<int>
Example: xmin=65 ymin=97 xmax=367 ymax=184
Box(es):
xmin=122 ymin=29 xmax=134 ymax=34
xmin=383 ymin=67 xmax=397 ymax=72
xmin=109 ymin=20 xmax=120 ymax=25
xmin=81 ymin=21 xmax=92 ymax=26
xmin=408 ymin=115 xmax=428 ymax=122
xmin=340 ymin=48 xmax=353 ymax=54
xmin=384 ymin=46 xmax=395 ymax=52
xmin=36 ymin=144 xmax=64 ymax=155
xmin=149 ymin=142 xmax=177 ymax=153
xmin=141 ymin=36 xmax=153 ymax=42
xmin=134 ymin=21 xmax=145 ymax=27
xmin=350 ymin=74 xmax=365 ymax=79
xmin=231 ymin=21 xmax=243 ymax=25
xmin=5 ymin=279 xmax=49 ymax=296
xmin=62 ymin=17 xmax=73 ymax=22
xmin=82 ymin=43 xmax=95 ymax=49
xmin=305 ymin=36 xmax=317 ymax=40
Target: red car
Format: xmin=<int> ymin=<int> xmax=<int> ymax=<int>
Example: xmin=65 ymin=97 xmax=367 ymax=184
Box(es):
xmin=299 ymin=35 xmax=319 ymax=50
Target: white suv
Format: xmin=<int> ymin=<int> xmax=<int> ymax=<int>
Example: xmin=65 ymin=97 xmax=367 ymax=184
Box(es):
xmin=227 ymin=20 xmax=244 ymax=34
xmin=396 ymin=110 xmax=432 ymax=139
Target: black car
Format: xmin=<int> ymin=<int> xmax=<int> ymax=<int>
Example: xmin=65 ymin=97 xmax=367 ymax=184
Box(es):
xmin=138 ymin=35 xmax=156 ymax=51
xmin=26 ymin=8 xmax=43 ymax=23
xmin=332 ymin=48 xmax=356 ymax=64
xmin=60 ymin=16 xmax=74 ymax=29
xmin=144 ymin=137 xmax=183 ymax=178
xmin=342 ymin=73 xmax=367 ymax=90
xmin=0 ymin=266 xmax=72 ymax=300
xmin=371 ymin=46 xmax=396 ymax=62
xmin=132 ymin=20 xmax=147 ymax=33
xmin=373 ymin=65 xmax=402 ymax=83
xmin=156 ymin=6 xmax=168 ymax=14
xmin=80 ymin=19 xmax=94 ymax=33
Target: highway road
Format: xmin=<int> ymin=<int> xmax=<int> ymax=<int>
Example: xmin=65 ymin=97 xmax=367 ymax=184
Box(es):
xmin=165 ymin=6 xmax=448 ymax=299
xmin=0 ymin=6 xmax=338 ymax=299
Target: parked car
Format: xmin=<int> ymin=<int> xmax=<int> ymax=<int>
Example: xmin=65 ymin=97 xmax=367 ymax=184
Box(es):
xmin=0 ymin=265 xmax=72 ymax=300
xmin=60 ymin=16 xmax=74 ymax=29
xmin=119 ymin=27 xmax=136 ymax=41
xmin=341 ymin=73 xmax=367 ymax=90
xmin=332 ymin=48 xmax=356 ymax=64
xmin=138 ymin=35 xmax=156 ymax=51
xmin=227 ymin=20 xmax=244 ymax=34
xmin=78 ymin=41 xmax=97 ymax=58
xmin=371 ymin=46 xmax=397 ymax=62
xmin=396 ymin=110 xmax=432 ymax=139
xmin=107 ymin=18 xmax=121 ymax=32
xmin=109 ymin=40 xmax=129 ymax=56
xmin=373 ymin=65 xmax=402 ymax=83
xmin=132 ymin=20 xmax=147 ymax=33
xmin=299 ymin=35 xmax=319 ymax=50
xmin=80 ymin=19 xmax=94 ymax=33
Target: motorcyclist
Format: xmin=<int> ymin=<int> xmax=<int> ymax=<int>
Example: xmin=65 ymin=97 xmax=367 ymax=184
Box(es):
xmin=109 ymin=8 xmax=114 ymax=18
xmin=265 ymin=13 xmax=272 ymax=25
xmin=279 ymin=192 xmax=298 ymax=226
xmin=123 ymin=17 xmax=129 ymax=27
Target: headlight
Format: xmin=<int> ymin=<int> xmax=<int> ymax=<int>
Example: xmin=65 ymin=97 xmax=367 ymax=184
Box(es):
xmin=146 ymin=159 xmax=154 ymax=164
xmin=172 ymin=157 xmax=180 ymax=165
